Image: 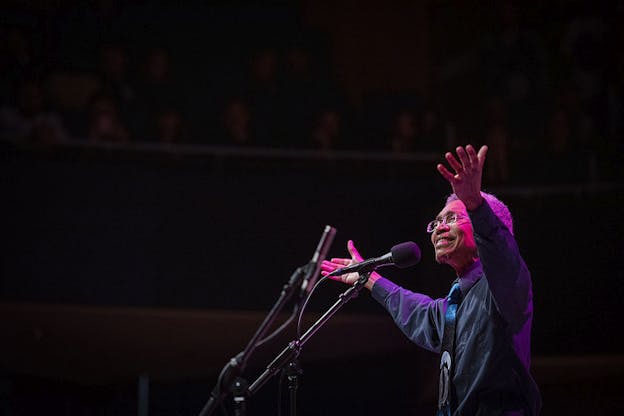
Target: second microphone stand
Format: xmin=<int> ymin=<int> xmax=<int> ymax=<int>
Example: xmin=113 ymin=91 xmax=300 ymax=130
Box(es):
xmin=197 ymin=265 xmax=309 ymax=416
xmin=246 ymin=271 xmax=372 ymax=416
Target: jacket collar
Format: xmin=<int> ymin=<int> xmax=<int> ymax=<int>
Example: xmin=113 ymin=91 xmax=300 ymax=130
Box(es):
xmin=455 ymin=259 xmax=483 ymax=298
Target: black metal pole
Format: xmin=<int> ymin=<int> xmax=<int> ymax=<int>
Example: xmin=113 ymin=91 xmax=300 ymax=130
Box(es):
xmin=288 ymin=361 xmax=302 ymax=416
xmin=248 ymin=272 xmax=371 ymax=399
xmin=197 ymin=266 xmax=307 ymax=416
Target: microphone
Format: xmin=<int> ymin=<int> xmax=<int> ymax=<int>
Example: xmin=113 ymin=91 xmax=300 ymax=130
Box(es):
xmin=327 ymin=241 xmax=421 ymax=277
xmin=300 ymin=225 xmax=337 ymax=296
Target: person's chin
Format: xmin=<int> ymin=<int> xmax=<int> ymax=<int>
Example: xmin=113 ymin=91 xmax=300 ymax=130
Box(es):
xmin=435 ymin=248 xmax=454 ymax=264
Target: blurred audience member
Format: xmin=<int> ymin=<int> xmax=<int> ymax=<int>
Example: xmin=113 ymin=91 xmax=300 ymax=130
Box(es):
xmin=136 ymin=46 xmax=182 ymax=138
xmin=246 ymin=47 xmax=281 ymax=145
xmin=86 ymin=93 xmax=130 ymax=142
xmin=310 ymin=108 xmax=342 ymax=150
xmin=143 ymin=47 xmax=178 ymax=101
xmin=280 ymin=44 xmax=322 ymax=147
xmin=419 ymin=104 xmax=446 ymax=152
xmin=0 ymin=26 xmax=43 ymax=107
xmin=0 ymin=79 xmax=68 ymax=145
xmin=221 ymin=97 xmax=252 ymax=146
xmin=98 ymin=42 xmax=134 ymax=101
xmin=152 ymin=106 xmax=184 ymax=144
xmin=389 ymin=110 xmax=418 ymax=153
xmin=96 ymin=42 xmax=138 ymax=134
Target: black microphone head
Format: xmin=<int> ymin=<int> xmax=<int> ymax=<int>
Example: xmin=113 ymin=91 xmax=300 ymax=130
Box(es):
xmin=390 ymin=241 xmax=421 ymax=268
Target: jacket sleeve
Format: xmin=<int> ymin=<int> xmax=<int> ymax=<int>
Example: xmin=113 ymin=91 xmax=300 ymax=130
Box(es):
xmin=468 ymin=200 xmax=534 ymax=333
xmin=371 ymin=277 xmax=446 ymax=353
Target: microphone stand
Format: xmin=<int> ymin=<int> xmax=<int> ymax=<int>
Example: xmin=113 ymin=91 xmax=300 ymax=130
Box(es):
xmin=246 ymin=271 xmax=372 ymax=416
xmin=198 ymin=265 xmax=310 ymax=416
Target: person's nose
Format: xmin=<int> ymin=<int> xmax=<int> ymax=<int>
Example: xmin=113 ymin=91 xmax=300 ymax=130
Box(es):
xmin=434 ymin=221 xmax=450 ymax=235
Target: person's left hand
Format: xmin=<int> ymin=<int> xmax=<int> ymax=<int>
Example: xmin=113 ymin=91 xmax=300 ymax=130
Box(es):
xmin=437 ymin=144 xmax=488 ymax=211
xmin=321 ymin=240 xmax=363 ymax=285
xmin=321 ymin=240 xmax=383 ymax=290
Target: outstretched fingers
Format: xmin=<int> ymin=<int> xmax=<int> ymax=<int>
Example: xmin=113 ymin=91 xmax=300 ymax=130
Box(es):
xmin=437 ymin=163 xmax=456 ymax=183
xmin=347 ymin=240 xmax=364 ymax=262
xmin=330 ymin=258 xmax=351 ymax=266
xmin=321 ymin=239 xmax=363 ymax=279
xmin=456 ymin=146 xmax=471 ymax=170
xmin=445 ymin=152 xmax=463 ymax=174
xmin=477 ymin=145 xmax=488 ymax=169
xmin=466 ymin=144 xmax=478 ymax=169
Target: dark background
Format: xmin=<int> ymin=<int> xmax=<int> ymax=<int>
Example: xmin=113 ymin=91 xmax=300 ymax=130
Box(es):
xmin=2 ymin=1 xmax=623 ymax=415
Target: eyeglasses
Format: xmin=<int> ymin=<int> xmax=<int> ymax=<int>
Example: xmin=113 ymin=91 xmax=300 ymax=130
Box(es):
xmin=426 ymin=213 xmax=468 ymax=233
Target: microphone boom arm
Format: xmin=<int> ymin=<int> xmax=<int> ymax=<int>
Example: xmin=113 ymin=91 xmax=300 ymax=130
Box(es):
xmin=197 ymin=226 xmax=337 ymax=416
xmin=248 ymin=271 xmax=372 ymax=395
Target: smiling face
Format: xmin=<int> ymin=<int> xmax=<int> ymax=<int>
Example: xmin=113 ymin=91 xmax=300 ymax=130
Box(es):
xmin=430 ymin=199 xmax=478 ymax=274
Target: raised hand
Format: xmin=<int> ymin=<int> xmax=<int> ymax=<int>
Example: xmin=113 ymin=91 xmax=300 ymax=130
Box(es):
xmin=437 ymin=144 xmax=488 ymax=211
xmin=320 ymin=240 xmax=363 ymax=285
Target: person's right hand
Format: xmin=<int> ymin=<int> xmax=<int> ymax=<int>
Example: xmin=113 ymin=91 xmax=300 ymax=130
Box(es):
xmin=436 ymin=144 xmax=488 ymax=211
xmin=320 ymin=240 xmax=364 ymax=285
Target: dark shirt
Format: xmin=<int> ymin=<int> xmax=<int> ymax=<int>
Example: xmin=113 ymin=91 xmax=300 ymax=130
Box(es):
xmin=371 ymin=200 xmax=541 ymax=415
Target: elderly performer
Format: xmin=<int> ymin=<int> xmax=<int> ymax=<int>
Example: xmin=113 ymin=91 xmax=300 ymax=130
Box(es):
xmin=322 ymin=145 xmax=541 ymax=415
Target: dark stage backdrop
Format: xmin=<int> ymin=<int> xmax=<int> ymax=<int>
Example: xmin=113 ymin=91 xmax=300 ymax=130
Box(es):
xmin=2 ymin=145 xmax=623 ymax=415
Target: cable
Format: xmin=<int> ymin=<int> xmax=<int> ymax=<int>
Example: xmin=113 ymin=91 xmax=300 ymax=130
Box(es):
xmin=240 ymin=266 xmax=306 ymax=369
xmin=256 ymin=303 xmax=300 ymax=348
xmin=296 ymin=275 xmax=329 ymax=340
xmin=204 ymin=265 xmax=324 ymax=416
xmin=209 ymin=359 xmax=233 ymax=416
